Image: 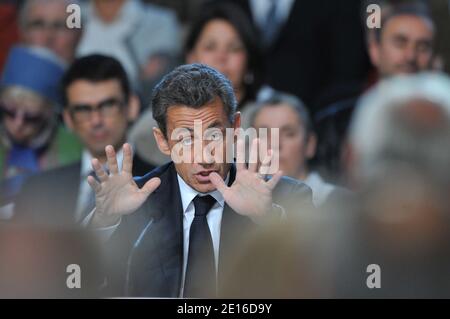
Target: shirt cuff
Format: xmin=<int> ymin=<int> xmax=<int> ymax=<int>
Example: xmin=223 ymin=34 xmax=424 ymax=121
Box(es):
xmin=81 ymin=208 xmax=121 ymax=243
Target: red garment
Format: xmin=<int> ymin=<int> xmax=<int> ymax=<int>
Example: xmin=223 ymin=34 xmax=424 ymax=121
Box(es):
xmin=0 ymin=4 xmax=20 ymax=73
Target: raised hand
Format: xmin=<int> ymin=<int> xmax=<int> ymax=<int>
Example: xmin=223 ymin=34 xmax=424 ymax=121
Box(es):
xmin=209 ymin=137 xmax=283 ymax=219
xmin=88 ymin=143 xmax=161 ymax=227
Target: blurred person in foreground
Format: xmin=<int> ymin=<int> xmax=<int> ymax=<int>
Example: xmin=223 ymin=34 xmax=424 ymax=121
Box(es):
xmin=86 ymin=63 xmax=313 ymax=297
xmin=19 ymin=0 xmax=82 ymax=64
xmin=223 ymin=73 xmax=450 ymax=298
xmin=128 ymin=1 xmax=263 ymax=167
xmin=250 ymin=91 xmax=342 ymax=207
xmin=333 ymin=73 xmax=450 ymax=298
xmin=14 ymin=55 xmax=154 ymax=227
xmin=315 ymin=0 xmax=436 ymax=184
xmin=0 ymin=224 xmax=102 ymax=298
xmin=0 ymin=46 xmax=81 ymax=217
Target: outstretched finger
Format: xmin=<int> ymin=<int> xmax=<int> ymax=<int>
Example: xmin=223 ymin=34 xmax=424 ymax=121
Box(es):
xmin=141 ymin=177 xmax=161 ymax=196
xmin=248 ymin=137 xmax=259 ymax=173
xmin=209 ymin=172 xmax=229 ymax=195
xmin=87 ymin=175 xmax=101 ymax=193
xmin=235 ymin=134 xmax=246 ymax=171
xmin=122 ymin=143 xmax=134 ymax=174
xmin=259 ymin=149 xmax=273 ymax=177
xmin=91 ymin=158 xmax=109 ymax=183
xmin=266 ymin=170 xmax=283 ymax=191
xmin=106 ymin=145 xmax=119 ymax=175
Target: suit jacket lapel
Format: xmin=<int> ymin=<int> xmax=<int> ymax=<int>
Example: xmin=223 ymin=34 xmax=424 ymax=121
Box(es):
xmin=217 ymin=164 xmax=254 ymax=291
xmin=139 ymin=163 xmax=184 ymax=296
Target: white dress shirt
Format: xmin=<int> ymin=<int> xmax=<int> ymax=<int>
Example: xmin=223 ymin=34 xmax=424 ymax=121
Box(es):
xmin=249 ymin=0 xmax=295 ymax=30
xmin=304 ymin=171 xmax=336 ymax=207
xmin=177 ymin=174 xmax=228 ymax=296
xmin=86 ymin=167 xmax=230 ymax=296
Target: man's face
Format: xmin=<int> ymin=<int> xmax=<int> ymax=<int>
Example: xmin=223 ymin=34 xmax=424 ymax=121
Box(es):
xmin=370 ymin=14 xmax=434 ymax=77
xmin=253 ymin=104 xmax=314 ymax=179
xmin=21 ymin=0 xmax=80 ymax=62
xmin=1 ymin=87 xmax=51 ymax=146
xmin=63 ymin=79 xmax=133 ymax=159
xmin=154 ymin=98 xmax=239 ymax=193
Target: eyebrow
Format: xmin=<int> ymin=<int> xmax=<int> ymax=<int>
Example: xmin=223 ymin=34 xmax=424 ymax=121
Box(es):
xmin=69 ymin=96 xmax=122 ymax=108
xmin=180 ymin=120 xmax=225 ymax=133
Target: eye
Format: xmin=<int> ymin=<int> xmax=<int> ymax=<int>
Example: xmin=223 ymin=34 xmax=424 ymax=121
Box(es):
xmin=181 ymin=136 xmax=193 ymax=146
xmin=205 ymin=129 xmax=222 ymax=141
xmin=210 ymin=132 xmax=221 ymax=141
xmin=72 ymin=105 xmax=92 ymax=114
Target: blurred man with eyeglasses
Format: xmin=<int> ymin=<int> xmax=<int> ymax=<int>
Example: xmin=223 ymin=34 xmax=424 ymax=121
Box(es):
xmin=19 ymin=0 xmax=82 ymax=64
xmin=14 ymin=54 xmax=154 ymax=226
xmin=0 ymin=46 xmax=82 ymax=219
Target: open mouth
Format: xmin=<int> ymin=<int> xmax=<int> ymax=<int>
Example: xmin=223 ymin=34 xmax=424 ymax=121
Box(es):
xmin=194 ymin=171 xmax=217 ymax=183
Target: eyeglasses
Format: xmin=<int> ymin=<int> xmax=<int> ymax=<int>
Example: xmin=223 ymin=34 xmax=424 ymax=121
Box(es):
xmin=0 ymin=103 xmax=46 ymax=125
xmin=26 ymin=19 xmax=69 ymax=33
xmin=68 ymin=97 xmax=125 ymax=122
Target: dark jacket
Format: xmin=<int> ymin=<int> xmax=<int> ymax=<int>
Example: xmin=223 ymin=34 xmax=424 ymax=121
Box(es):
xmin=104 ymin=162 xmax=313 ymax=297
xmin=14 ymin=153 xmax=154 ymax=226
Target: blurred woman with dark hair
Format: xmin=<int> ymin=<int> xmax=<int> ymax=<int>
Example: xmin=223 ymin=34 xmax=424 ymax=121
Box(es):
xmin=184 ymin=1 xmax=263 ymax=108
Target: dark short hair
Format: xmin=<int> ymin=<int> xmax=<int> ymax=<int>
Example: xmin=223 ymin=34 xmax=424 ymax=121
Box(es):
xmin=184 ymin=1 xmax=263 ymax=106
xmin=370 ymin=0 xmax=434 ymax=42
xmin=251 ymin=91 xmax=314 ymax=138
xmin=61 ymin=54 xmax=130 ymax=107
xmin=151 ymin=63 xmax=237 ymax=137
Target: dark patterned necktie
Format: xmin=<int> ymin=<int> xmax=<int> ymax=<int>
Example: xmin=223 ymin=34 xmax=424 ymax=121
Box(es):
xmin=184 ymin=195 xmax=217 ymax=298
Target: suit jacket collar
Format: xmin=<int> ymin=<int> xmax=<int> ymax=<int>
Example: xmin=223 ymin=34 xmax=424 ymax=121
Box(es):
xmin=131 ymin=162 xmax=252 ymax=296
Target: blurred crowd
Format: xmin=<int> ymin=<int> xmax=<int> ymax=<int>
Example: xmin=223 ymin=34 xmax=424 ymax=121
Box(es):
xmin=1 ymin=0 xmax=450 ymax=298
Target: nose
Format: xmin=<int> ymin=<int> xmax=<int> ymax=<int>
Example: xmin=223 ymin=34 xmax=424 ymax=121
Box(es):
xmin=193 ymin=140 xmax=216 ymax=165
xmin=89 ymin=109 xmax=104 ymax=126
xmin=212 ymin=48 xmax=228 ymax=70
xmin=404 ymin=44 xmax=418 ymax=63
xmin=12 ymin=110 xmax=25 ymax=128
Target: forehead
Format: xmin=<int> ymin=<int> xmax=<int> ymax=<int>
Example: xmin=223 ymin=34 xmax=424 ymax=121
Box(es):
xmin=66 ymin=79 xmax=123 ymax=104
xmin=254 ymin=104 xmax=302 ymax=127
xmin=1 ymin=86 xmax=47 ymax=111
xmin=27 ymin=0 xmax=68 ymax=19
xmin=166 ymin=98 xmax=230 ymax=129
xmin=200 ymin=19 xmax=241 ymax=41
xmin=383 ymin=14 xmax=434 ymax=39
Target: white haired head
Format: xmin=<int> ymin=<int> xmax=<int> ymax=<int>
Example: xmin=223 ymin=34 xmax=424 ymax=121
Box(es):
xmin=349 ymin=72 xmax=450 ymax=184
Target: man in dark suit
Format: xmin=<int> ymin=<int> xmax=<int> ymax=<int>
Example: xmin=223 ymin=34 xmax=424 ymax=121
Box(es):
xmin=87 ymin=64 xmax=313 ymax=297
xmin=315 ymin=1 xmax=436 ymax=183
xmin=15 ymin=55 xmax=154 ymax=226
xmin=225 ymin=0 xmax=370 ymax=112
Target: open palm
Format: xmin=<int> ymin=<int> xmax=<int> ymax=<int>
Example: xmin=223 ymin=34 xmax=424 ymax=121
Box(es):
xmin=88 ymin=144 xmax=161 ymax=226
xmin=210 ymin=138 xmax=282 ymax=218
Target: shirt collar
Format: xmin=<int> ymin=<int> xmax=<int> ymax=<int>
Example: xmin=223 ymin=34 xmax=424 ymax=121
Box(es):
xmin=176 ymin=173 xmax=229 ymax=215
xmin=80 ymin=148 xmax=124 ymax=178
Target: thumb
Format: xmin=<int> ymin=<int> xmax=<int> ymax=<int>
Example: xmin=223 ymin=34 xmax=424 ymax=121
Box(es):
xmin=209 ymin=172 xmax=228 ymax=195
xmin=141 ymin=177 xmax=161 ymax=196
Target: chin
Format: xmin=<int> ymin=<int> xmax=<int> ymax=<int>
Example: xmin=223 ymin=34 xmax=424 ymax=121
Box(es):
xmin=193 ymin=182 xmax=217 ymax=194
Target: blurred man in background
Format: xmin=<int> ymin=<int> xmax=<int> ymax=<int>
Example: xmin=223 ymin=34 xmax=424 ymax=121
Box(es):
xmin=14 ymin=55 xmax=154 ymax=226
xmin=19 ymin=0 xmax=82 ymax=64
xmin=315 ymin=0 xmax=436 ymax=184
xmin=0 ymin=46 xmax=81 ymax=217
xmin=76 ymin=0 xmax=181 ymax=93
